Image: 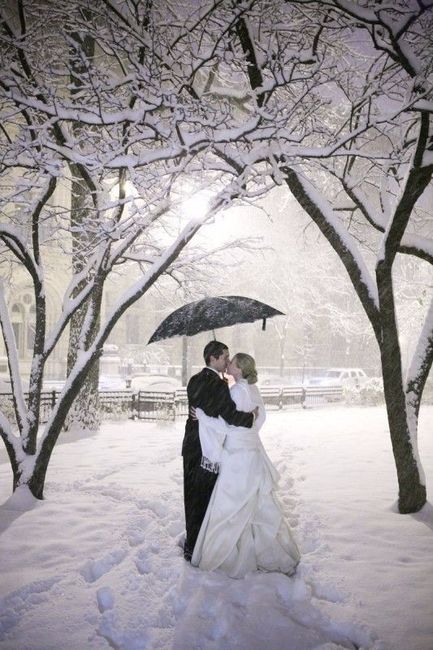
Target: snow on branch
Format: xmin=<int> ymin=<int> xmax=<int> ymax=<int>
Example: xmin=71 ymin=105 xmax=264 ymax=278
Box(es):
xmin=377 ymin=114 xmax=433 ymax=264
xmin=0 ymin=285 xmax=27 ymax=436
xmin=0 ymin=226 xmax=37 ymax=271
xmin=336 ymin=174 xmax=433 ymax=266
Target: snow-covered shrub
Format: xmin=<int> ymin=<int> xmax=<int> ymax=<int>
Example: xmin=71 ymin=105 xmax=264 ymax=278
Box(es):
xmin=0 ymin=395 xmax=16 ymax=425
xmin=344 ymin=378 xmax=384 ymax=406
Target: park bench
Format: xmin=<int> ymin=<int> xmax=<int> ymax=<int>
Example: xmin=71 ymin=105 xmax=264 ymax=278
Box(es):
xmin=259 ymin=386 xmax=284 ymax=409
xmin=281 ymin=386 xmax=305 ymax=408
xmin=303 ymin=385 xmax=343 ymax=407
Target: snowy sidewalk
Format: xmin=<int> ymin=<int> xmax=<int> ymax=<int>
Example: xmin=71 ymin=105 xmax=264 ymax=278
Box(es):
xmin=0 ymin=406 xmax=432 ymax=649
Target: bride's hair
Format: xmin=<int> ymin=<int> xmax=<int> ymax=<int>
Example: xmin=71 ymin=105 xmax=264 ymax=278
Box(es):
xmin=233 ymin=353 xmax=258 ymax=384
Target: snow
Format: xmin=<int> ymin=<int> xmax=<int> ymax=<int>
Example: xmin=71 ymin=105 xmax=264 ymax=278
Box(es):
xmin=0 ymin=405 xmax=432 ymax=650
xmin=0 ymin=286 xmax=27 ymax=432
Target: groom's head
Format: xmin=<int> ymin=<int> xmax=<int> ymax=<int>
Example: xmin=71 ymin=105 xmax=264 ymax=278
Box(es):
xmin=204 ymin=341 xmax=229 ymax=372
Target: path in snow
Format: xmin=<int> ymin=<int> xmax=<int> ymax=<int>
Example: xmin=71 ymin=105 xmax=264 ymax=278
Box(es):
xmin=2 ymin=406 xmax=431 ymax=648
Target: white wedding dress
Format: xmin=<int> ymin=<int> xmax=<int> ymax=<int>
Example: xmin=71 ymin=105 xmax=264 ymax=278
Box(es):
xmin=191 ymin=379 xmax=300 ymax=579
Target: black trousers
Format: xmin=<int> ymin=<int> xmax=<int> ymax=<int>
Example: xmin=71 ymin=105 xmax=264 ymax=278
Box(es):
xmin=183 ymin=451 xmax=218 ymax=559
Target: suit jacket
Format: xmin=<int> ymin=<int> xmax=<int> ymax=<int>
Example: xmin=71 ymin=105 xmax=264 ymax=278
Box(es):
xmin=182 ymin=367 xmax=254 ymax=458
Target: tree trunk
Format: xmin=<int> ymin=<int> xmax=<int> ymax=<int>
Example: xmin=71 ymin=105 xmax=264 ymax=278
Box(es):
xmin=13 ymin=441 xmax=54 ymax=500
xmin=65 ymin=353 xmax=101 ymax=432
xmin=19 ymin=347 xmax=104 ymax=498
xmin=381 ymin=357 xmax=426 ymax=513
xmin=24 ymin=422 xmax=64 ymax=499
xmin=377 ymin=262 xmax=426 ymax=513
xmin=64 ymin=268 xmax=102 ymax=432
xmin=11 ymin=457 xmax=22 ymax=496
xmin=64 ymin=160 xmax=101 ymax=433
xmin=64 ymin=27 xmax=100 ymax=433
xmin=26 ymin=459 xmax=47 ymax=500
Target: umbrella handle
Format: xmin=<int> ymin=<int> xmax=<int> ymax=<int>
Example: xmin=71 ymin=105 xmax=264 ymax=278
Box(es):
xmin=262 ymin=318 xmax=267 ymax=331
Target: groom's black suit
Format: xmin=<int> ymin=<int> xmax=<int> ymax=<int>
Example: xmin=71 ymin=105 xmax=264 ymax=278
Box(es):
xmin=182 ymin=367 xmax=254 ymax=559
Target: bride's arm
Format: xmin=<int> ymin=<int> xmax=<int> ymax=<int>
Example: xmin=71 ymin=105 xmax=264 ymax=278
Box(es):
xmin=228 ymin=383 xmax=262 ymax=432
xmin=229 ymin=383 xmax=249 ymax=411
xmin=250 ymin=384 xmax=266 ymax=432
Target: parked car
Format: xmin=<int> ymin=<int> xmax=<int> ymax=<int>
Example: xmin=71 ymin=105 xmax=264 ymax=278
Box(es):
xmin=129 ymin=374 xmax=182 ymax=392
xmin=306 ymin=368 xmax=367 ymax=389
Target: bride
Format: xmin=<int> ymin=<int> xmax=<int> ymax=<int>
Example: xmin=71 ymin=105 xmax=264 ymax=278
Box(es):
xmin=191 ymin=353 xmax=300 ymax=579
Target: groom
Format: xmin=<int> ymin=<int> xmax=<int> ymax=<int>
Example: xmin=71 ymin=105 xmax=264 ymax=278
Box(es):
xmin=182 ymin=340 xmax=257 ymax=561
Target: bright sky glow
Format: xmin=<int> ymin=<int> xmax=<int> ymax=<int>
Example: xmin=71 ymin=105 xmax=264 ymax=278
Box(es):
xmin=181 ymin=192 xmax=211 ymax=221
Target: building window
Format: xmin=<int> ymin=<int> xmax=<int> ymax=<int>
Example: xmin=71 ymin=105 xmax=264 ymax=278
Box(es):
xmin=10 ymin=297 xmax=37 ymax=358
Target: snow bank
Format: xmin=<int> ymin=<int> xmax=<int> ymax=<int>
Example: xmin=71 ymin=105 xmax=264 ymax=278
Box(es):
xmin=0 ymin=406 xmax=432 ymax=649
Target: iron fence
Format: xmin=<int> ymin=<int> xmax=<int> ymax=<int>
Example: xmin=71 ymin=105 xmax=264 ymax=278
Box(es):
xmin=0 ymin=390 xmax=57 ymax=424
xmin=0 ymin=384 xmax=343 ymax=424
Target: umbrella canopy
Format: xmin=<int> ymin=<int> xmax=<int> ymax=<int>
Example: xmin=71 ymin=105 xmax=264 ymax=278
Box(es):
xmin=148 ymin=296 xmax=284 ymax=344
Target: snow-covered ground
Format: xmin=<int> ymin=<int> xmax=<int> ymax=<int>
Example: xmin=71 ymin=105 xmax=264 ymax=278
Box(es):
xmin=0 ymin=405 xmax=432 ymax=650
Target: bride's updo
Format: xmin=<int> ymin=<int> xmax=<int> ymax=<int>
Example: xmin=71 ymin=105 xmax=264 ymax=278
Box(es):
xmin=233 ymin=353 xmax=258 ymax=384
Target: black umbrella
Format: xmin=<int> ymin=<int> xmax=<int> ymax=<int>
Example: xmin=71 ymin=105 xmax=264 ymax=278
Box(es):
xmin=148 ymin=296 xmax=284 ymax=344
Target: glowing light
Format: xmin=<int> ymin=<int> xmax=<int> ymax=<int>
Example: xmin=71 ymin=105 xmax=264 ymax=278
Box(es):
xmin=109 ymin=180 xmax=136 ymax=200
xmin=181 ymin=192 xmax=211 ymax=219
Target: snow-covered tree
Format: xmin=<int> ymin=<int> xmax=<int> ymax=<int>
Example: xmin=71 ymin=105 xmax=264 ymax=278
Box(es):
xmin=65 ymin=16 xmax=101 ymax=432
xmin=219 ymin=0 xmax=433 ymax=513
xmin=0 ymin=0 xmax=270 ymax=499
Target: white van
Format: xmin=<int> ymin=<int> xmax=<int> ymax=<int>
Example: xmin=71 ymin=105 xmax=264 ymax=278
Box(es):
xmin=307 ymin=368 xmax=367 ymax=388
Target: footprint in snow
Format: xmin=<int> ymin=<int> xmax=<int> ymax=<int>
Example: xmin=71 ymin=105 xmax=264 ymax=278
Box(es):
xmin=96 ymin=586 xmax=115 ymax=613
xmin=80 ymin=549 xmax=128 ymax=583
